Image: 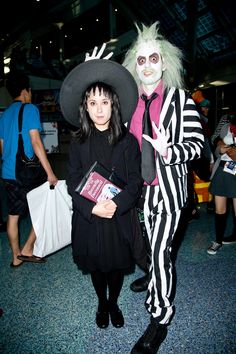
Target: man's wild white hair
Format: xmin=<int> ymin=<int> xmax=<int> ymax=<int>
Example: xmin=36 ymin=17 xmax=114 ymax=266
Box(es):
xmin=123 ymin=22 xmax=184 ymax=90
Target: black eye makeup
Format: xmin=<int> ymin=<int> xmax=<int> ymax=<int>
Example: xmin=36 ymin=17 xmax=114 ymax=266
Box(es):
xmin=137 ymin=53 xmax=160 ymax=65
xmin=149 ymin=53 xmax=160 ymax=63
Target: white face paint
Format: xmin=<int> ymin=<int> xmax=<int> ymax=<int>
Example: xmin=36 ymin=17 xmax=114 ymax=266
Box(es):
xmin=136 ymin=41 xmax=165 ymax=91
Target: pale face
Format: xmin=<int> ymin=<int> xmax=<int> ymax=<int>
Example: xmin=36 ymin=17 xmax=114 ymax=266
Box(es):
xmin=86 ymin=87 xmax=112 ymax=131
xmin=135 ymin=41 xmax=165 ymax=92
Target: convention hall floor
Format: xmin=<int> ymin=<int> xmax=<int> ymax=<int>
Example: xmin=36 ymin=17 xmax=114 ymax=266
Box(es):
xmin=0 ymin=153 xmax=235 ymax=354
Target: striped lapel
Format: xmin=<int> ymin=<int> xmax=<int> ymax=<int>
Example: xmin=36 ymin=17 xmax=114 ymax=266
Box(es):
xmin=159 ymin=88 xmax=177 ymax=130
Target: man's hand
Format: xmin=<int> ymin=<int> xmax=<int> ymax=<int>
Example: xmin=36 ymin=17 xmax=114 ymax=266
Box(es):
xmin=47 ymin=172 xmax=58 ymax=187
xmin=85 ymin=43 xmax=113 ymax=61
xmin=143 ymin=122 xmax=171 ymax=157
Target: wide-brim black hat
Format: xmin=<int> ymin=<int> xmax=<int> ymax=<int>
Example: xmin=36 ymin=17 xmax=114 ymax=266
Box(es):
xmin=60 ymin=59 xmax=139 ymax=127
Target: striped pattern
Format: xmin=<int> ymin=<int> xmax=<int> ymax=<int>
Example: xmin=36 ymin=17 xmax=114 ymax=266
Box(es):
xmin=143 ymin=88 xmax=204 ymax=324
xmin=211 ymin=114 xmax=229 ymax=145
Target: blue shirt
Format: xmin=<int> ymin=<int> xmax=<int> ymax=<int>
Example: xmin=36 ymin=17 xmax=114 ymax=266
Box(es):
xmin=0 ymin=101 xmax=42 ymax=180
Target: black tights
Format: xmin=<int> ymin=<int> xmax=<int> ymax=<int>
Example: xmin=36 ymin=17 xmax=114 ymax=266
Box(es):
xmin=91 ymin=269 xmax=124 ymax=311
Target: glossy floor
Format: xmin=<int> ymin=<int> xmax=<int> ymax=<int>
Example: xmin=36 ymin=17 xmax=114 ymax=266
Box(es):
xmin=0 ymin=179 xmax=235 ymax=354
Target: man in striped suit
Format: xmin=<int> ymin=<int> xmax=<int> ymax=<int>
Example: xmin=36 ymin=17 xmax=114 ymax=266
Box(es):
xmin=123 ymin=22 xmax=204 ymax=353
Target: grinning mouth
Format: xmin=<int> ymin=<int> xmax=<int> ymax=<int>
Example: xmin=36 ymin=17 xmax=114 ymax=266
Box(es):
xmin=143 ymin=70 xmax=153 ymax=76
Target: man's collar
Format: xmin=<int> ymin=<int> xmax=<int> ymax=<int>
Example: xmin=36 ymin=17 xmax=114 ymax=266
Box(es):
xmin=139 ymin=80 xmax=164 ymax=98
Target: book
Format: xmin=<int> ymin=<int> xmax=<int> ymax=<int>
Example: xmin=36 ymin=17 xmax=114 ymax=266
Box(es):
xmin=75 ymin=161 xmax=125 ymax=203
xmin=223 ymin=161 xmax=236 ymax=175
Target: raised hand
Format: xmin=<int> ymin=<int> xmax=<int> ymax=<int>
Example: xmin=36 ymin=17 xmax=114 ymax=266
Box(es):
xmin=85 ymin=43 xmax=113 ymax=61
xmin=143 ymin=122 xmax=171 ymax=157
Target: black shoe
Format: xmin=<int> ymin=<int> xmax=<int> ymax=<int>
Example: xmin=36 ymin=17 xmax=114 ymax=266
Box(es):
xmin=0 ymin=222 xmax=7 ymax=233
xmin=96 ymin=310 xmax=109 ymax=329
xmin=109 ymin=305 xmax=124 ymax=328
xmin=207 ymin=201 xmax=215 ymax=214
xmin=131 ymin=322 xmax=167 ymax=354
xmin=222 ymin=234 xmax=236 ymax=244
xmin=130 ymin=273 xmax=150 ymax=292
xmin=187 ymin=209 xmax=200 ymax=223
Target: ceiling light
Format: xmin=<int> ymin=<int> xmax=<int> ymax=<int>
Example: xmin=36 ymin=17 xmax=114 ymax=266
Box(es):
xmin=4 ymin=57 xmax=11 ymax=64
xmin=210 ymin=80 xmax=230 ymax=86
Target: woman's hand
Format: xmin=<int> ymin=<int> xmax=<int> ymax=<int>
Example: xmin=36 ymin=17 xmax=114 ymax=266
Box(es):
xmin=92 ymin=200 xmax=117 ymax=218
xmin=227 ymin=146 xmax=236 ymax=161
xmin=217 ymin=140 xmax=231 ymax=155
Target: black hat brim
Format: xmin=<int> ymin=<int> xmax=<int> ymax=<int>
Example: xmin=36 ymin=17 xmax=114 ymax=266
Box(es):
xmin=60 ymin=59 xmax=139 ymax=127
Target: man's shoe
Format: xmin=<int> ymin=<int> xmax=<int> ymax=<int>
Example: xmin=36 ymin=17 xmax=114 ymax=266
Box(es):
xmin=17 ymin=255 xmax=46 ymax=263
xmin=130 ymin=273 xmax=150 ymax=292
xmin=131 ymin=322 xmax=167 ymax=354
xmin=207 ymin=242 xmax=222 ymax=255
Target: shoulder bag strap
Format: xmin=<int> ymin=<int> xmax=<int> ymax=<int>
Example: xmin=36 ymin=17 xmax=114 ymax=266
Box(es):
xmin=18 ymin=103 xmax=26 ymax=133
xmin=17 ymin=103 xmax=26 ymax=154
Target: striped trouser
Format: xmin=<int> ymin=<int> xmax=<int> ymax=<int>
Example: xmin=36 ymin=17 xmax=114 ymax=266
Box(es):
xmin=143 ymin=185 xmax=181 ymax=325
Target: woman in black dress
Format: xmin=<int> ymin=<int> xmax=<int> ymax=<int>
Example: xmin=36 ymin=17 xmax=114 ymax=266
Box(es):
xmin=60 ymin=59 xmax=146 ymax=329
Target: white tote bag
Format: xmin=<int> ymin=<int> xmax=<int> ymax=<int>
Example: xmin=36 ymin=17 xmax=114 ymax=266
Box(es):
xmin=27 ymin=180 xmax=73 ymax=258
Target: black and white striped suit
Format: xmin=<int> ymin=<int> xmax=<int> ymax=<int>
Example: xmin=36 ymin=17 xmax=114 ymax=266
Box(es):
xmin=143 ymin=88 xmax=204 ymax=324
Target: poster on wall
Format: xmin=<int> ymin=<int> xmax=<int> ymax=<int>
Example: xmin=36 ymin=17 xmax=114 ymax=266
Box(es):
xmin=41 ymin=122 xmax=59 ymax=153
xmin=33 ymin=89 xmax=61 ymax=114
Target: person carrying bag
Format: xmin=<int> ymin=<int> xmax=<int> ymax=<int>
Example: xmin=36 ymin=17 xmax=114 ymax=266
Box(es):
xmin=0 ymin=72 xmax=58 ymax=267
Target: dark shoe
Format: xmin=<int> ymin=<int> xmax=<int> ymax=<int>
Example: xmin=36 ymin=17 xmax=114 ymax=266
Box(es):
xmin=0 ymin=222 xmax=7 ymax=233
xmin=17 ymin=255 xmax=46 ymax=263
xmin=187 ymin=208 xmax=200 ymax=223
xmin=222 ymin=234 xmax=236 ymax=244
xmin=131 ymin=322 xmax=167 ymax=354
xmin=130 ymin=273 xmax=150 ymax=292
xmin=207 ymin=201 xmax=215 ymax=214
xmin=10 ymin=261 xmax=24 ymax=268
xmin=96 ymin=311 xmax=109 ymax=329
xmin=109 ymin=305 xmax=124 ymax=328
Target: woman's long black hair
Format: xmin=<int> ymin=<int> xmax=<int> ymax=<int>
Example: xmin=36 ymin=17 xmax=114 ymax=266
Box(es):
xmin=76 ymin=82 xmax=127 ymax=145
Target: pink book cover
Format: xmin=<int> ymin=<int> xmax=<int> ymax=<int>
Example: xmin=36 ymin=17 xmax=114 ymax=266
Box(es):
xmin=79 ymin=171 xmax=122 ymax=202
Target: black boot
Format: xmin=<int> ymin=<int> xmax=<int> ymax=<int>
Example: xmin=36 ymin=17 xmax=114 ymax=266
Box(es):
xmin=131 ymin=320 xmax=167 ymax=354
xmin=130 ymin=272 xmax=150 ymax=292
xmin=96 ymin=307 xmax=109 ymax=329
xmin=222 ymin=217 xmax=236 ymax=244
xmin=109 ymin=303 xmax=124 ymax=328
xmin=207 ymin=213 xmax=227 ymax=255
xmin=215 ymin=213 xmax=227 ymax=244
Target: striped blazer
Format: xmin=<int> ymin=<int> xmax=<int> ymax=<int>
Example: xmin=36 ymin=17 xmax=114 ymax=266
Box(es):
xmin=154 ymin=88 xmax=204 ymax=213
